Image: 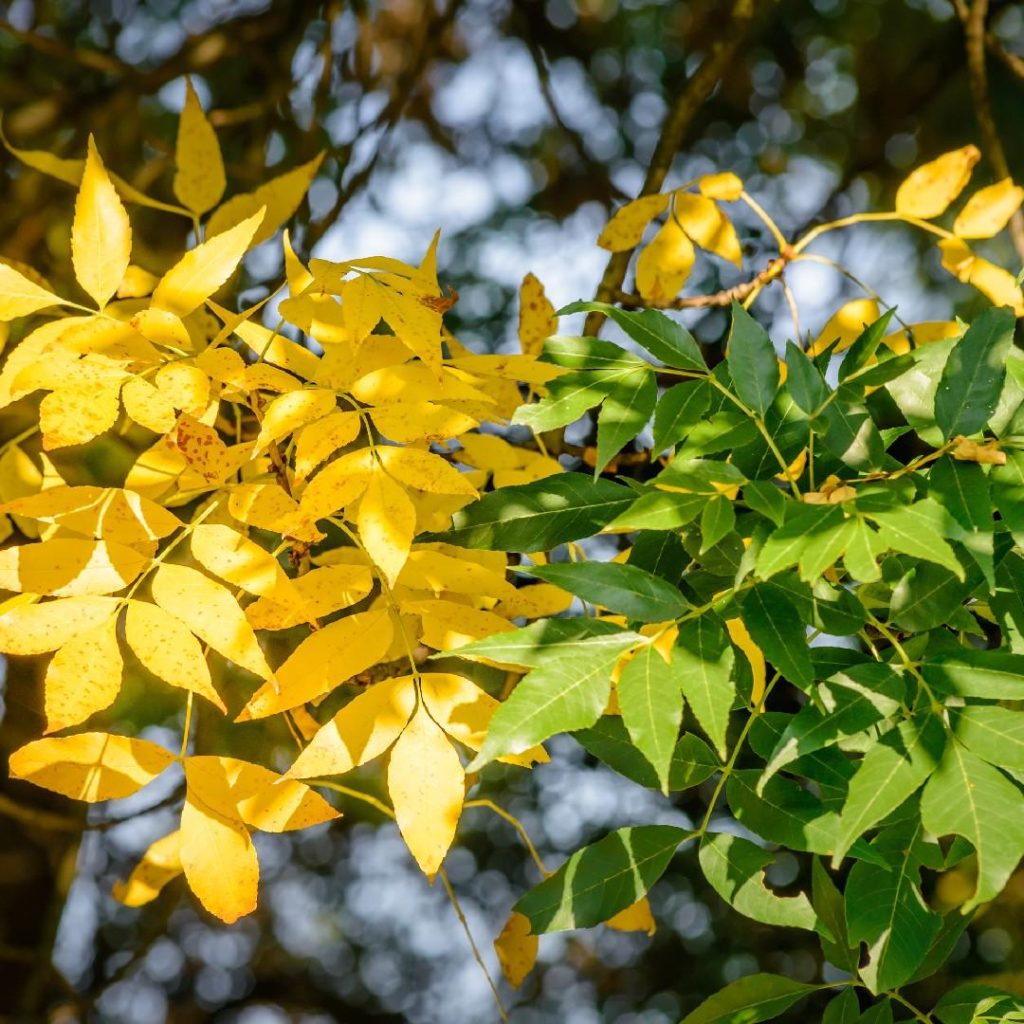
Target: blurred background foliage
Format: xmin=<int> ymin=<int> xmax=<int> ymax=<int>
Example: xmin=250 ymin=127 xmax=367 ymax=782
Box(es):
xmin=0 ymin=0 xmax=1023 ymax=1021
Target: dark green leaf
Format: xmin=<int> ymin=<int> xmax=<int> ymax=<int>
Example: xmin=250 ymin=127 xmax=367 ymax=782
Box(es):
xmin=595 ymin=367 xmax=657 ymax=473
xmin=744 ymin=480 xmax=788 ymax=526
xmin=817 ymin=401 xmax=885 ymax=470
xmin=785 ymin=340 xmax=828 ymax=414
xmin=838 ymin=308 xmax=896 ymax=381
xmin=889 ymin=562 xmax=976 ymax=633
xmin=822 ymin=990 xmax=861 ymax=1024
xmin=813 ymin=859 xmax=859 ymax=971
xmin=991 ymin=450 xmax=1024 ymax=545
xmin=675 ymin=615 xmax=736 ymax=758
xmin=864 ymin=499 xmax=963 ymax=578
xmin=627 ymin=530 xmax=687 ymax=585
xmin=679 ymin=972 xmax=816 ymax=1024
xmin=740 ymin=584 xmax=814 ymax=688
xmin=929 ymin=456 xmax=994 ymax=585
xmin=934 ymin=984 xmax=1024 ymax=1024
xmin=700 ymin=494 xmax=736 ymax=552
xmin=653 ymin=379 xmax=711 ymax=450
xmin=922 ymin=649 xmax=1024 ymax=699
xmin=726 ymin=300 xmax=779 ymax=415
xmin=512 ymin=369 xmax=617 ymax=431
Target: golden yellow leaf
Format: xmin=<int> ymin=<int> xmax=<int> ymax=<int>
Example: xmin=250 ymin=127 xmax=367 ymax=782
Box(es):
xmin=375 ymin=285 xmax=444 ymax=376
xmin=387 ymin=702 xmax=465 ymax=877
xmin=39 ymin=376 xmax=123 ymax=450
xmin=125 ymin=600 xmax=225 ymax=711
xmin=254 ymin=388 xmax=337 ymax=454
xmin=207 ymin=152 xmax=324 ymax=247
xmin=174 ymin=414 xmax=233 ymax=483
xmin=635 ymin=218 xmax=695 ymax=303
xmin=606 ymin=896 xmax=656 ymax=934
xmin=674 ymin=192 xmax=742 ymax=266
xmin=228 ymin=482 xmax=299 ymax=532
xmin=180 ymin=770 xmax=258 ymax=924
xmin=211 ymin=300 xmax=322 ymax=379
xmin=246 ymin=564 xmax=374 ymax=630
xmin=698 ymin=172 xmax=743 ymax=201
xmin=396 ymin=547 xmax=513 ymax=600
xmin=71 ymin=137 xmax=132 ymax=308
xmin=598 ymin=193 xmax=670 ymax=252
xmin=495 ymin=582 xmax=574 ymax=619
xmin=152 ymin=208 xmax=265 ymax=317
xmin=0 ymin=537 xmax=147 ymax=596
xmin=895 ymin=145 xmax=980 ymax=219
xmin=293 ymin=410 xmax=362 ymax=481
xmin=725 ymin=616 xmax=767 ymax=707
xmin=939 ymin=238 xmax=1024 ymax=316
xmin=341 ymin=273 xmax=383 ymax=343
xmin=357 ymin=468 xmax=416 ymax=585
xmin=0 ymin=595 xmax=119 ymax=655
xmin=121 ymin=376 xmax=177 ymax=433
xmin=370 ymin=401 xmax=477 ymax=444
xmin=295 ymin=447 xmax=376 ymax=523
xmin=117 ymin=264 xmax=158 ymax=299
xmin=151 ymin=563 xmax=273 ymax=680
xmin=287 ymin=674 xmax=418 ymax=779
xmin=883 ymin=321 xmax=961 ymax=356
xmin=9 ymin=732 xmax=174 ymax=802
xmin=953 ymin=178 xmax=1024 ymax=239
xmin=191 ymin=523 xmax=297 ymax=601
xmin=282 ymin=230 xmax=314 ymax=296
xmin=350 ymin=363 xmax=492 ymax=406
xmin=376 ymin=446 xmax=477 ymax=496
xmin=44 ymin=616 xmax=123 ymax=733
xmin=173 ymin=78 xmax=226 ymax=215
xmin=405 ymin=599 xmax=513 ymax=651
xmin=129 ymin=307 xmax=193 ymax=350
xmin=807 ymin=298 xmax=880 ymax=356
xmin=494 ymin=911 xmax=538 ymax=989
xmin=518 ymin=272 xmax=558 ymax=357
xmin=0 ymin=261 xmax=64 ymax=321
xmin=239 ymin=607 xmax=394 ymax=719
xmin=112 ymin=830 xmax=183 ymax=907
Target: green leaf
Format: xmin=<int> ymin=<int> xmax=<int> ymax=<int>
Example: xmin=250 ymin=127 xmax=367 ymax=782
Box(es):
xmin=466 ymin=640 xmax=637 ymax=768
xmin=921 ymin=649 xmax=1024 ymax=699
xmin=757 ymin=503 xmax=846 ymax=580
xmin=785 ymin=340 xmax=829 ymax=414
xmin=699 ymin=832 xmax=818 ymax=930
xmin=934 ymin=984 xmax=1024 ymax=1024
xmin=744 ymin=480 xmax=788 ymax=526
xmin=950 ymin=705 xmax=1024 ymax=769
xmin=605 ymin=489 xmax=706 ymax=531
xmin=627 ymin=530 xmax=686 ymax=585
xmin=559 ymin=301 xmax=707 ymax=371
xmin=920 ymin=740 xmax=1024 ymax=911
xmin=822 ymin=990 xmax=861 ymax=1024
xmin=843 ymin=517 xmax=885 ymax=582
xmin=838 ymin=308 xmax=896 ymax=381
xmin=675 ymin=615 xmax=735 ymax=758
xmin=864 ymin=499 xmax=963 ymax=578
xmin=656 ymin=456 xmax=746 ymax=492
xmin=817 ymin=401 xmax=885 ymax=470
xmin=934 ymin=306 xmax=1016 ymax=440
xmin=764 ymin=575 xmax=865 ymax=638
xmin=739 ymin=584 xmax=814 ymax=688
xmin=514 ymin=825 xmax=688 ymax=933
xmin=438 ymin=473 xmax=636 ymax=550
xmin=928 ymin=456 xmax=994 ymax=586
xmin=856 ymin=1001 xmax=893 ymax=1024
xmin=700 ymin=494 xmax=736 ymax=553
xmin=994 ymin=550 xmax=1024 ymax=654
xmin=542 ymin=334 xmax=648 ymax=369
xmin=727 ymin=301 xmax=779 ymax=415
xmin=679 ymin=411 xmax=760 ymax=457
xmin=523 ymin=561 xmax=688 ymax=621
xmin=452 ymin=618 xmax=633 ymax=669
xmin=653 ymin=380 xmax=712 ymax=451
xmin=617 ymin=644 xmax=685 ymax=792
xmin=595 ymin=367 xmax=657 ymax=473
xmin=812 ymin=859 xmax=859 ymax=972
xmin=832 ymin=715 xmax=946 ymax=864
xmin=574 ymin=717 xmax=718 ymax=791
xmin=679 ymin=972 xmax=816 ymax=1024
xmin=512 ymin=369 xmax=617 ymax=431
xmin=991 ymin=450 xmax=1024 ymax=545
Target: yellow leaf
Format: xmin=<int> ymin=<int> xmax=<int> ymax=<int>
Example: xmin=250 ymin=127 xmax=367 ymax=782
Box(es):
xmin=0 ymin=261 xmax=64 ymax=321
xmin=39 ymin=377 xmax=122 ymax=450
xmin=151 ymin=563 xmax=273 ymax=680
xmin=9 ymin=732 xmax=174 ymax=802
xmin=173 ymin=413 xmax=233 ymax=483
xmin=605 ymin=896 xmax=656 ymax=934
xmin=44 ymin=616 xmax=123 ymax=733
xmin=388 ymin=702 xmax=465 ymax=876
xmin=152 ymin=208 xmax=264 ymax=317
xmin=356 ymin=467 xmax=416 ymax=585
xmin=246 ymin=564 xmax=373 ymax=629
xmin=635 ymin=218 xmax=695 ymax=302
xmin=494 ymin=911 xmax=538 ymax=989
xmin=376 ymin=286 xmax=444 ymax=376
xmin=282 ymin=230 xmax=314 ymax=296
xmin=376 ymin=446 xmax=477 ymax=496
xmin=518 ymin=273 xmax=557 ymax=357
xmin=228 ymin=482 xmax=299 ymax=532
xmin=597 ymin=193 xmax=670 ymax=252
xmin=112 ymin=830 xmax=183 ymax=907
xmin=495 ymin=582 xmax=573 ymax=619
xmin=938 ymin=238 xmax=1024 ymax=316
xmin=71 ymin=137 xmax=132 ymax=308
xmin=121 ymin=376 xmax=176 ymax=433
xmin=295 ymin=447 xmax=376 ymax=523
xmin=180 ymin=767 xmax=258 ymax=924
xmin=725 ymin=617 xmax=766 ymax=708
xmin=293 ymin=410 xmax=362 ymax=480
xmin=396 ymin=547 xmax=514 ymax=600
xmin=807 ymin=298 xmax=880 ymax=356
xmin=239 ymin=607 xmax=394 ymax=719
xmin=883 ymin=321 xmax=961 ymax=356
xmin=896 ymin=145 xmax=980 ymax=219
xmin=287 ymin=674 xmax=418 ymax=779
xmin=173 ymin=78 xmax=226 ymax=215
xmin=954 ymin=178 xmax=1024 ymax=239
xmin=207 ymin=152 xmax=325 ymax=246
xmin=699 ymin=172 xmax=743 ymax=201
xmin=191 ymin=523 xmax=297 ymax=600
xmin=341 ymin=273 xmax=383 ymax=342
xmin=370 ymin=401 xmax=477 ymax=444
xmin=406 ymin=600 xmax=514 ymax=651
xmin=674 ymin=192 xmax=742 ymax=266
xmin=351 ymin=363 xmax=493 ymax=406
xmin=255 ymin=388 xmax=337 ymax=454
xmin=0 ymin=537 xmax=147 ymax=596
xmin=117 ymin=264 xmax=159 ymax=299
xmin=125 ymin=600 xmax=225 ymax=711
xmin=0 ymin=595 xmax=119 ymax=655
xmin=129 ymin=307 xmax=193 ymax=350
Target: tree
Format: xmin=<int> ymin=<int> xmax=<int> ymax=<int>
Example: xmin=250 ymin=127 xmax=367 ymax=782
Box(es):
xmin=1 ymin=3 xmax=1024 ymax=1023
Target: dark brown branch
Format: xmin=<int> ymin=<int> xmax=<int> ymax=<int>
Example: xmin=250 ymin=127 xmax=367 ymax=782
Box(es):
xmin=583 ymin=0 xmax=759 ymax=335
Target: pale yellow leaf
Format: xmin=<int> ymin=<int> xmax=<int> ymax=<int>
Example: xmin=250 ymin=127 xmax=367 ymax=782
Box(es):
xmin=494 ymin=911 xmax=538 ymax=988
xmin=370 ymin=401 xmax=477 ymax=444
xmin=191 ymin=523 xmax=297 ymax=600
xmin=518 ymin=273 xmax=557 ymax=357
xmin=808 ymin=298 xmax=881 ymax=356
xmin=896 ymin=145 xmax=980 ymax=219
xmin=129 ymin=307 xmax=192 ymax=350
xmin=39 ymin=379 xmax=122 ymax=450
xmin=293 ymin=410 xmax=362 ymax=480
xmin=674 ymin=192 xmax=742 ymax=266
xmin=71 ymin=137 xmax=132 ymax=308
xmin=698 ymin=172 xmax=743 ymax=201
xmin=605 ymin=896 xmax=656 ymax=934
xmin=357 ymin=468 xmax=416 ymax=585
xmin=246 ymin=564 xmax=374 ymax=630
xmin=9 ymin=732 xmax=174 ymax=802
xmin=405 ymin=600 xmax=513 ymax=651
xmin=112 ymin=830 xmax=183 ymax=907
xmin=295 ymin=447 xmax=375 ymax=523
xmin=151 ymin=563 xmax=273 ymax=680
xmin=152 ymin=208 xmax=264 ymax=317
xmin=207 ymin=152 xmax=325 ymax=247
xmin=0 ymin=537 xmax=147 ymax=596
xmin=939 ymin=238 xmax=1024 ymax=316
xmin=388 ymin=702 xmax=465 ymax=876
xmin=495 ymin=582 xmax=573 ymax=619
xmin=953 ymin=178 xmax=1024 ymax=239
xmin=598 ymin=193 xmax=670 ymax=252
xmin=282 ymin=230 xmax=314 ymax=296
xmin=240 ymin=607 xmax=393 ymax=719
xmin=342 ymin=273 xmax=383 ymax=342
xmin=635 ymin=218 xmax=695 ymax=303
xmin=121 ymin=376 xmax=176 ymax=433
xmin=376 ymin=447 xmax=477 ymax=496
xmin=0 ymin=595 xmax=119 ymax=655
xmin=117 ymin=264 xmax=159 ymax=299
xmin=228 ymin=482 xmax=300 ymax=532
xmin=44 ymin=616 xmax=123 ymax=733
xmin=396 ymin=548 xmax=514 ymax=600
xmin=125 ymin=600 xmax=225 ymax=711
xmin=0 ymin=261 xmax=64 ymax=321
xmin=255 ymin=388 xmax=337 ymax=454
xmin=287 ymin=674 xmax=417 ymax=779
xmin=174 ymin=78 xmax=226 ymax=215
